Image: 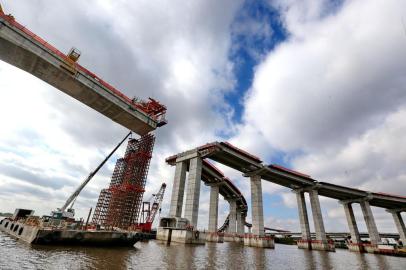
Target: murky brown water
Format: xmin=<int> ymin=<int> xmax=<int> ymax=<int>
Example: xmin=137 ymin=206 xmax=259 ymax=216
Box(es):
xmin=0 ymin=231 xmax=405 ymax=269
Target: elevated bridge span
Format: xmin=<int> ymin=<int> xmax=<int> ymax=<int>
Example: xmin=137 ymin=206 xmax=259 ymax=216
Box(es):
xmin=165 ymin=141 xmax=406 ymax=250
xmin=0 ymin=10 xmax=166 ymax=135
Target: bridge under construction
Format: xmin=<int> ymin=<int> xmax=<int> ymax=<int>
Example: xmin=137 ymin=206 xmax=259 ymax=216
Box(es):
xmin=158 ymin=142 xmax=406 ymax=254
xmin=1 ymin=3 xmax=405 ymax=257
xmin=0 ymin=5 xmax=167 ymax=243
xmin=0 ymin=8 xmax=166 ymax=135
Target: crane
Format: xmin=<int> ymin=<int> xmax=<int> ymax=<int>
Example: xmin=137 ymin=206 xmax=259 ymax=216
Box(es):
xmin=137 ymin=183 xmax=166 ymax=232
xmin=51 ymin=131 xmax=132 ymax=219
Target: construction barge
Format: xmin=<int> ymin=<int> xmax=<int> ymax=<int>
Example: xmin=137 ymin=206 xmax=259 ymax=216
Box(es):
xmin=0 ymin=209 xmax=146 ymax=246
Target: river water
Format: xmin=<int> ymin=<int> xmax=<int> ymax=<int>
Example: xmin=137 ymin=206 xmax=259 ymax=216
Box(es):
xmin=0 ymin=231 xmax=405 ymax=270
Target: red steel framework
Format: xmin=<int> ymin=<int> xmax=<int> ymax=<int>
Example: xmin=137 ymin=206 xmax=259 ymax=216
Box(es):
xmin=92 ymin=134 xmax=155 ymax=230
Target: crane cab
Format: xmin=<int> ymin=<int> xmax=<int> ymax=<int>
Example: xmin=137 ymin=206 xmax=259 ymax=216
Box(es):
xmin=51 ymin=208 xmax=75 ymax=220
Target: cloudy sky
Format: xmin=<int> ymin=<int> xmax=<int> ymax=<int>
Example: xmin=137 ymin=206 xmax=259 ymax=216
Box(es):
xmin=1 ymin=0 xmax=405 ymax=233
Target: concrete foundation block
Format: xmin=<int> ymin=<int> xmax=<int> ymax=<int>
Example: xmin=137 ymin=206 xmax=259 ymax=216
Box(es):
xmin=297 ymin=239 xmax=312 ymax=249
xmin=206 ymin=232 xmax=223 ymax=243
xmin=223 ymin=233 xmax=243 ymax=243
xmin=363 ymin=244 xmax=378 ymax=254
xmin=156 ymin=227 xmax=206 ymax=245
xmin=348 ymin=243 xmax=364 ymax=253
xmin=310 ymin=240 xmax=335 ymax=252
xmin=243 ymin=235 xmax=275 ymax=248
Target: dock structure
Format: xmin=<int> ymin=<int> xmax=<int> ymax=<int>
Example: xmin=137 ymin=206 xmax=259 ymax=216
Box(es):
xmin=0 ymin=10 xmax=166 ymax=135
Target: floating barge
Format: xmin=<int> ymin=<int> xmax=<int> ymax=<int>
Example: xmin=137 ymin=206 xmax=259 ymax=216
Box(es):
xmin=0 ymin=209 xmax=143 ymax=246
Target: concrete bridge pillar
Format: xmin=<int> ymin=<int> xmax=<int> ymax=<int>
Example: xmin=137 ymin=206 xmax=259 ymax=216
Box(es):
xmin=169 ymin=161 xmax=187 ymax=217
xmin=237 ymin=210 xmax=245 ymax=235
xmin=388 ymin=210 xmax=406 ymax=245
xmin=342 ymin=202 xmax=362 ymax=252
xmin=184 ymin=157 xmax=202 ymax=228
xmin=227 ymin=199 xmax=237 ymax=234
xmin=360 ymin=200 xmax=381 ymax=245
xmin=250 ymin=175 xmax=264 ymax=236
xmin=294 ymin=190 xmax=311 ymax=249
xmin=309 ymin=189 xmax=333 ymax=251
xmin=244 ymin=175 xmax=274 ymax=248
xmin=208 ymin=184 xmax=219 ymax=232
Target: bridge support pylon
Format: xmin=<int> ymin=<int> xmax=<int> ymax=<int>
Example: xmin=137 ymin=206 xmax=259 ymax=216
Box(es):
xmin=387 ymin=210 xmax=406 ymax=246
xmin=342 ymin=202 xmax=363 ymax=252
xmin=294 ymin=190 xmax=312 ymax=250
xmin=157 ymin=154 xmax=206 ymax=245
xmin=169 ymin=161 xmax=187 ymax=218
xmin=237 ymin=210 xmax=245 ymax=235
xmin=360 ymin=200 xmax=381 ymax=253
xmin=309 ymin=189 xmax=335 ymax=251
xmin=206 ymin=183 xmax=223 ymax=243
xmin=184 ymin=157 xmax=203 ymax=228
xmin=243 ymin=175 xmax=274 ymax=248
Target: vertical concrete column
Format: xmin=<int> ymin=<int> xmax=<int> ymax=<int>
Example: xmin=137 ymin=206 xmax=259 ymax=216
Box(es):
xmin=390 ymin=211 xmax=406 ymax=245
xmin=169 ymin=161 xmax=187 ymax=217
xmin=295 ymin=190 xmax=311 ymax=241
xmin=227 ymin=199 xmax=237 ymax=233
xmin=250 ymin=175 xmax=264 ymax=236
xmin=360 ymin=200 xmax=381 ymax=245
xmin=184 ymin=157 xmax=202 ymax=228
xmin=309 ymin=189 xmax=327 ymax=242
xmin=208 ymin=185 xmax=219 ymax=232
xmin=342 ymin=203 xmax=361 ymax=244
xmin=237 ymin=210 xmax=245 ymax=234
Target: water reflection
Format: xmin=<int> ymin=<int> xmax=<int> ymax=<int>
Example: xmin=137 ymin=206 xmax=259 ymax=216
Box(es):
xmin=31 ymin=244 xmax=132 ymax=270
xmin=303 ymin=249 xmax=317 ymax=270
xmin=375 ymin=255 xmax=390 ymax=270
xmin=254 ymin=247 xmax=266 ymax=269
xmin=355 ymin=253 xmax=369 ymax=270
xmin=205 ymin=242 xmax=218 ymax=269
xmin=1 ymin=233 xmax=406 ymax=270
xmin=319 ymin=251 xmax=332 ymax=269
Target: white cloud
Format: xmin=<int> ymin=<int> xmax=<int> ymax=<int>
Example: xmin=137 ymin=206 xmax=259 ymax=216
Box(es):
xmin=236 ymin=0 xmax=406 ymax=232
xmin=0 ymin=0 xmax=243 ymax=223
xmin=1 ymin=0 xmax=405 ymax=235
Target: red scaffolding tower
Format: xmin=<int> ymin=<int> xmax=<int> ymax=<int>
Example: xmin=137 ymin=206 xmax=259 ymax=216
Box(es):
xmin=92 ymin=133 xmax=155 ymax=230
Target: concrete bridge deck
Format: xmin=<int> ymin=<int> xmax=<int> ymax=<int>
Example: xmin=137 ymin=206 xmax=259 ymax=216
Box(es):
xmin=169 ymin=141 xmax=406 ymax=210
xmin=0 ymin=11 xmax=166 ymax=135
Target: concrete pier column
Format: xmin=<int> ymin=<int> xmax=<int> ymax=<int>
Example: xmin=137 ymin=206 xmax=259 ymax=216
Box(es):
xmin=244 ymin=175 xmax=274 ymax=248
xmin=169 ymin=161 xmax=187 ymax=217
xmin=343 ymin=203 xmax=361 ymax=244
xmin=389 ymin=211 xmax=406 ymax=245
xmin=360 ymin=200 xmax=381 ymax=245
xmin=227 ymin=199 xmax=237 ymax=233
xmin=342 ymin=202 xmax=363 ymax=252
xmin=250 ymin=175 xmax=264 ymax=236
xmin=237 ymin=210 xmax=245 ymax=235
xmin=308 ymin=189 xmax=334 ymax=251
xmin=208 ymin=185 xmax=219 ymax=232
xmin=295 ymin=190 xmax=311 ymax=249
xmin=184 ymin=157 xmax=202 ymax=228
xmin=309 ymin=189 xmax=327 ymax=243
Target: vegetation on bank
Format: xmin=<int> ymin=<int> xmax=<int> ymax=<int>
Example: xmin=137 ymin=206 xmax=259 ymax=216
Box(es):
xmin=0 ymin=212 xmax=12 ymax=217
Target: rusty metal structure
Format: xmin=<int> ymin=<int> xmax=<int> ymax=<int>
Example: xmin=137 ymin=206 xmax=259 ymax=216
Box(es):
xmin=92 ymin=134 xmax=155 ymax=230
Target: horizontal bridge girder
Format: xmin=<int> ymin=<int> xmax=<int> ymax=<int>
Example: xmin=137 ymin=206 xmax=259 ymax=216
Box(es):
xmin=0 ymin=16 xmax=163 ymax=135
